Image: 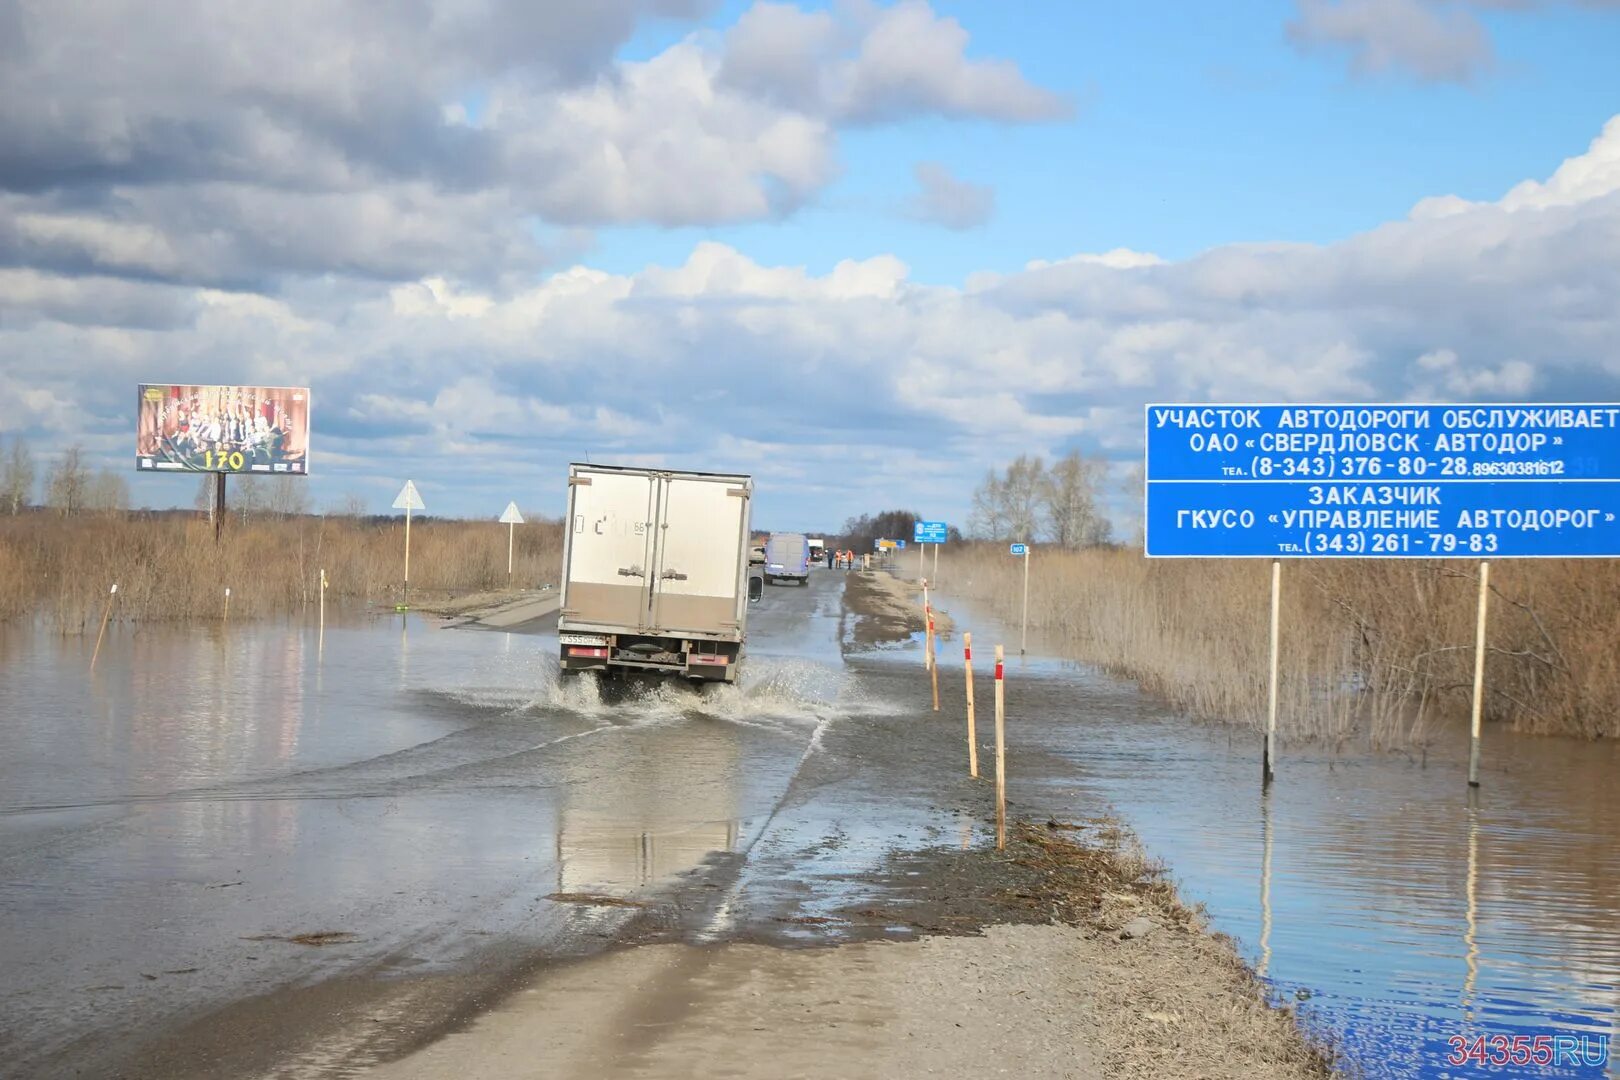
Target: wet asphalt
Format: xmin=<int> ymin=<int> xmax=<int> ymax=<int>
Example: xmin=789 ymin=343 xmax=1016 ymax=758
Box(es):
xmin=0 ymin=568 xmax=1076 ymax=1078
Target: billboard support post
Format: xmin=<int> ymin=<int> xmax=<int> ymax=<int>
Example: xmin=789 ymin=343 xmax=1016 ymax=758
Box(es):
xmin=213 ymin=473 xmax=226 ymax=543
xmin=933 ymin=541 xmax=939 ymax=587
xmin=1264 ymin=559 xmax=1280 ymax=786
xmin=1468 ymin=561 xmax=1491 ymax=788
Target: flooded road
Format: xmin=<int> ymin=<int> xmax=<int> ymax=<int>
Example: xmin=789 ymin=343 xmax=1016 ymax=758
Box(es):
xmin=1 ymin=571 xmax=1616 ymax=1077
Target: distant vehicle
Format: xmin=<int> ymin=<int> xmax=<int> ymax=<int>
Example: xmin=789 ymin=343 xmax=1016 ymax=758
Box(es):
xmin=807 ymin=537 xmax=825 ymax=557
xmin=749 ymin=544 xmax=766 ymax=565
xmin=557 ymin=464 xmax=757 ymax=684
xmin=763 ymin=532 xmax=810 ymax=586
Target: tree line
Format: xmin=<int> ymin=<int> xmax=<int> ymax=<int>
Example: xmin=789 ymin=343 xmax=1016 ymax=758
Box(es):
xmin=969 ymin=451 xmax=1115 ymax=547
xmin=1 ymin=435 xmax=345 ymax=519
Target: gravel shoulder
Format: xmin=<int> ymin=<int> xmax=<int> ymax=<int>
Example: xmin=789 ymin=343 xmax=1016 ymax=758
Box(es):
xmin=361 ymin=822 xmax=1330 ymax=1080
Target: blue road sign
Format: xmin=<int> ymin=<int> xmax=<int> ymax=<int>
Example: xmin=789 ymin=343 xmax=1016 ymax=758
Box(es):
xmin=914 ymin=520 xmax=948 ymax=544
xmin=1146 ymin=404 xmax=1620 ymax=558
xmin=897 ymin=540 xmax=907 ymax=549
xmin=1010 ymin=543 xmax=1028 ymax=556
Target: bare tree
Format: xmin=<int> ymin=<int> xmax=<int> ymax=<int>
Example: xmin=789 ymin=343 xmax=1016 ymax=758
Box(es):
xmin=969 ymin=468 xmax=1008 ymax=538
xmin=1042 ymin=451 xmax=1110 ymax=548
xmin=1002 ymin=454 xmax=1045 ymax=542
xmin=233 ymin=474 xmax=265 ymax=521
xmin=1119 ymin=461 xmax=1145 ymax=548
xmin=86 ymin=469 xmax=130 ymax=514
xmin=2 ymin=436 xmax=34 ymax=514
xmin=45 ymin=445 xmax=89 ymax=515
xmin=266 ymin=477 xmax=312 ymax=518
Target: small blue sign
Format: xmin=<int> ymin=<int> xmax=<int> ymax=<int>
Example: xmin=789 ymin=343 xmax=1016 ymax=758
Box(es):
xmin=1146 ymin=403 xmax=1620 ymax=558
xmin=897 ymin=539 xmax=907 ymax=549
xmin=1009 ymin=543 xmax=1028 ymax=556
xmin=914 ymin=520 xmax=948 ymax=544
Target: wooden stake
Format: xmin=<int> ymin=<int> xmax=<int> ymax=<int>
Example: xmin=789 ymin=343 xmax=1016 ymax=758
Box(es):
xmin=89 ymin=583 xmax=118 ymax=671
xmin=994 ymin=644 xmax=1007 ymax=850
xmin=318 ymin=567 xmax=327 ymax=647
xmin=963 ymin=632 xmax=979 ymax=777
xmin=1468 ymin=560 xmax=1490 ymax=788
xmin=223 ymin=587 xmax=231 ymax=625
xmin=1264 ymin=559 xmax=1280 ymax=786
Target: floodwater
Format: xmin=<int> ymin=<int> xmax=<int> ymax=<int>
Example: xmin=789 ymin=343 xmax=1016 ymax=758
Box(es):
xmin=987 ymin=629 xmax=1620 ymax=1079
xmin=1 ymin=575 xmax=1616 ymax=1078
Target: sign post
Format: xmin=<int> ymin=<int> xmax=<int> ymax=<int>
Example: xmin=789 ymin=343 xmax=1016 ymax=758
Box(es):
xmin=1468 ymin=561 xmax=1490 ymax=787
xmin=914 ymin=520 xmax=948 ymax=588
xmin=500 ymin=501 xmax=525 ymax=580
xmin=1145 ymin=402 xmax=1620 ymax=787
xmin=393 ymin=480 xmax=425 ymax=606
xmin=1009 ymin=543 xmax=1030 ymax=655
xmin=1264 ymin=559 xmax=1280 ymax=786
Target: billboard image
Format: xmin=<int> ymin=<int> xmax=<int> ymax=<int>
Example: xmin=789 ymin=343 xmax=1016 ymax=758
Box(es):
xmin=137 ymin=384 xmax=310 ymax=474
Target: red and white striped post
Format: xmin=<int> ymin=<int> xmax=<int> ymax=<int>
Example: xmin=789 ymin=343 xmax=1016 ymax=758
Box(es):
xmin=963 ymin=632 xmax=979 ymax=777
xmin=994 ymin=643 xmax=1007 ymax=850
xmin=921 ymin=580 xmax=933 ymax=671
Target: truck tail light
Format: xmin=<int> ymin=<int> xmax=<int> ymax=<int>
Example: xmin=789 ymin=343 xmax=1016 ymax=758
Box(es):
xmin=690 ymin=654 xmax=730 ymax=665
xmin=567 ymin=646 xmax=609 ymax=658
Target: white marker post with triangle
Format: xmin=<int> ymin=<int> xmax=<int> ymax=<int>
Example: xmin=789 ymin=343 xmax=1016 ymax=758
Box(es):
xmin=393 ymin=480 xmax=425 ymax=607
xmin=499 ymin=501 xmax=525 ymax=580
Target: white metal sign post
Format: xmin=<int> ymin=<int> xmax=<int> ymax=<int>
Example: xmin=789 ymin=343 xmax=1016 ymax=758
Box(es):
xmin=1009 ymin=542 xmax=1030 ymax=654
xmin=392 ymin=480 xmax=425 ymax=605
xmin=500 ymin=501 xmax=525 ymax=580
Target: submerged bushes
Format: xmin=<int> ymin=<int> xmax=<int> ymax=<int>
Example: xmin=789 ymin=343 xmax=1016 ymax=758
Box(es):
xmin=0 ymin=513 xmax=564 ymax=630
xmin=939 ymin=546 xmax=1620 ymax=741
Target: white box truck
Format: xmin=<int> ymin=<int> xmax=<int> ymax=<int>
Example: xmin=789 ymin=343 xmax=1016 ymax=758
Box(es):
xmin=557 ymin=464 xmax=756 ymax=684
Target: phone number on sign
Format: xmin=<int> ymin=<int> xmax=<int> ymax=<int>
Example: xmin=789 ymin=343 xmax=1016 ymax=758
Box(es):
xmin=1445 ymin=1033 xmax=1609 ymax=1069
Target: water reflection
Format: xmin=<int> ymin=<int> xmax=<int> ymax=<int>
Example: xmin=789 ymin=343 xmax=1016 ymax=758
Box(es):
xmin=1011 ymin=657 xmax=1620 ymax=1080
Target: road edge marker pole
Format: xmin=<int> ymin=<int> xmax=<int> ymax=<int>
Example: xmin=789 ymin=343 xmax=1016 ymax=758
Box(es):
xmin=963 ymin=632 xmax=978 ymax=777
xmin=223 ymin=587 xmax=231 ymax=625
xmin=1468 ymin=560 xmax=1490 ymax=788
xmin=90 ymin=583 xmax=118 ymax=671
xmin=922 ymin=579 xmax=933 ymax=672
xmin=1264 ymin=558 xmax=1280 ymax=787
xmin=994 ymin=643 xmax=1007 ymax=850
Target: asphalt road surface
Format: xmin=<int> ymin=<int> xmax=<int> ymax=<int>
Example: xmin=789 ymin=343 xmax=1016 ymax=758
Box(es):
xmin=2 ymin=566 xmax=1089 ymax=1078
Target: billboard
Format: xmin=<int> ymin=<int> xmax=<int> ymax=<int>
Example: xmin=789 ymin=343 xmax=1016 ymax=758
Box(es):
xmin=1145 ymin=404 xmax=1620 ymax=557
xmin=137 ymin=384 xmax=310 ymax=475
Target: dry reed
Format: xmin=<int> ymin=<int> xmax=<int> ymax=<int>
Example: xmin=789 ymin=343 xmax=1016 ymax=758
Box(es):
xmin=0 ymin=512 xmax=564 ymax=630
xmin=939 ymin=545 xmax=1620 ymax=741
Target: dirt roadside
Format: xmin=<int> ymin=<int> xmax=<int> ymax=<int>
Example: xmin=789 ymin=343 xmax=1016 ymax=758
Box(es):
xmin=408 ymin=587 xmax=561 ymax=628
xmin=358 ymin=820 xmax=1330 ymax=1080
xmin=843 ymin=568 xmax=957 ymax=645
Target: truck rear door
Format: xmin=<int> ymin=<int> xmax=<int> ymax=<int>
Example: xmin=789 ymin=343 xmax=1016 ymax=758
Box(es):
xmin=563 ymin=468 xmax=658 ymax=631
xmin=650 ymin=474 xmax=749 ymax=638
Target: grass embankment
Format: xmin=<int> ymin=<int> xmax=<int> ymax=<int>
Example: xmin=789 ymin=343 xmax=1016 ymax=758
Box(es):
xmin=937 ymin=545 xmax=1619 ymax=740
xmin=0 ymin=513 xmax=564 ymax=629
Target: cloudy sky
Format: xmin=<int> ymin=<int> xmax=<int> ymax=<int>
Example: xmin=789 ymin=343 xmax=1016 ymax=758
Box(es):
xmin=3 ymin=0 xmax=1620 ymax=530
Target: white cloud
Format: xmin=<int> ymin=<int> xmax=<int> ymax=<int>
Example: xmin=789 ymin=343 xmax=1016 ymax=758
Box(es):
xmin=1287 ymin=0 xmax=1620 ymax=83
xmin=720 ymin=0 xmax=1072 ymax=123
xmin=1287 ymin=0 xmax=1493 ymax=82
xmin=7 ymin=86 xmax=1620 ymax=527
xmin=905 ymin=162 xmax=994 ymax=229
xmin=0 ymin=1 xmax=1065 ymax=287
